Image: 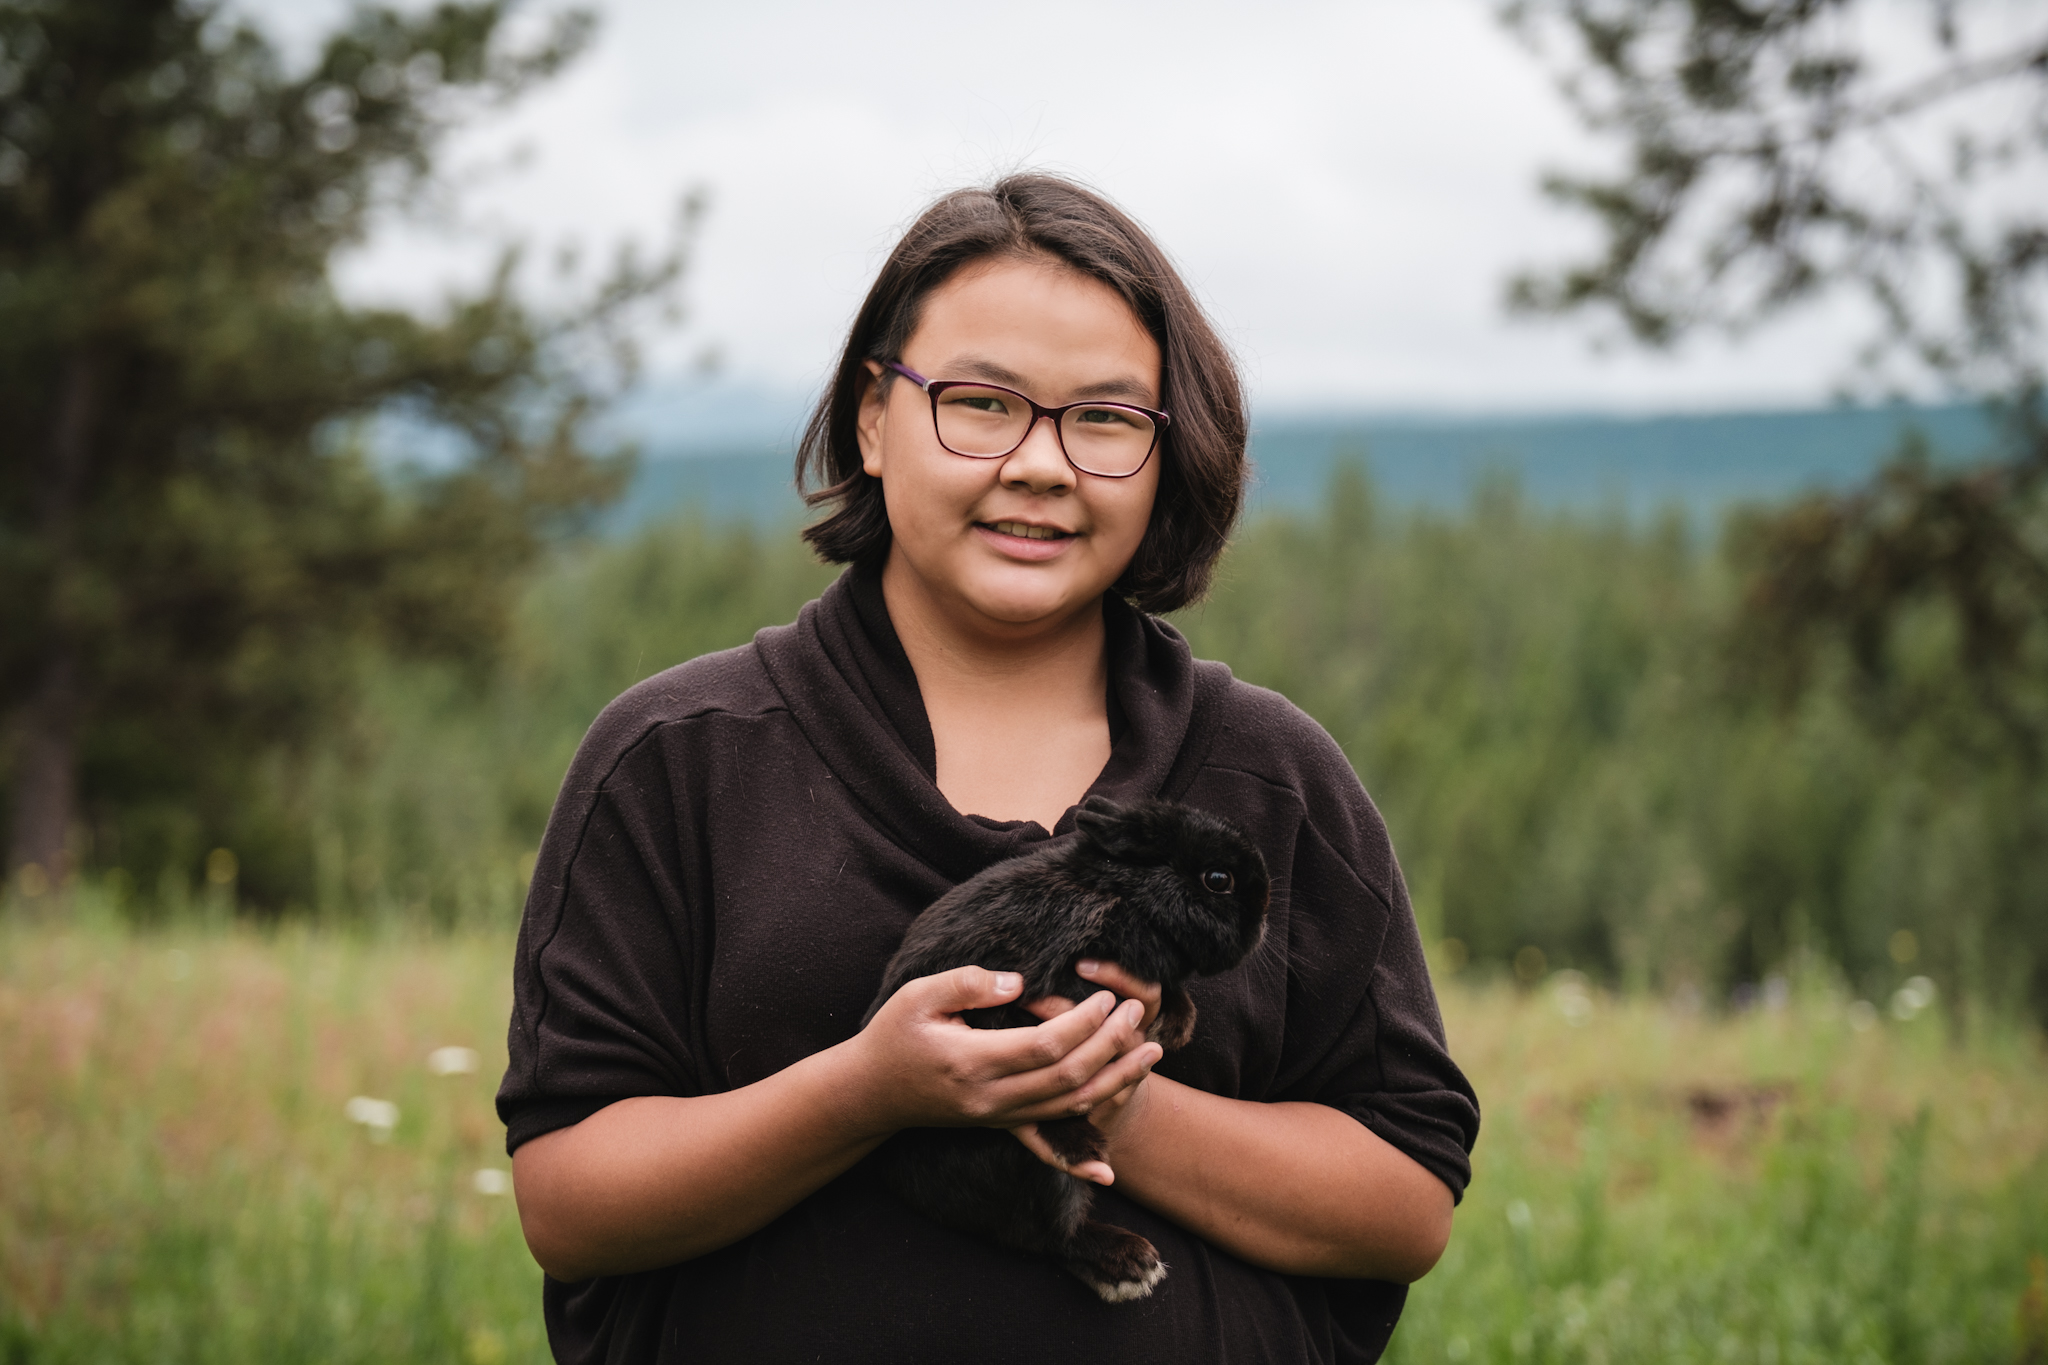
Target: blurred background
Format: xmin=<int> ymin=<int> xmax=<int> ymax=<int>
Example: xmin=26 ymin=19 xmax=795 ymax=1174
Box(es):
xmin=3 ymin=1 xmax=2044 ymax=1361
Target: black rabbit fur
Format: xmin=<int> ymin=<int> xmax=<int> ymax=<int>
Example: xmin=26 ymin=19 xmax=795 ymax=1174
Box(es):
xmin=861 ymin=795 xmax=1271 ymax=1303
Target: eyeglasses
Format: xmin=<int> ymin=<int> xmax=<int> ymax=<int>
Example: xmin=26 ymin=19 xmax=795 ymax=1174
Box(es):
xmin=882 ymin=361 xmax=1169 ymax=479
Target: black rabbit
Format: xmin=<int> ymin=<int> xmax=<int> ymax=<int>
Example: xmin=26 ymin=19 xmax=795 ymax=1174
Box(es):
xmin=862 ymin=795 xmax=1271 ymax=1303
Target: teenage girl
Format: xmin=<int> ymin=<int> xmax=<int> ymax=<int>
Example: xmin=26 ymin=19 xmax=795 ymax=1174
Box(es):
xmin=498 ymin=174 xmax=1478 ymax=1365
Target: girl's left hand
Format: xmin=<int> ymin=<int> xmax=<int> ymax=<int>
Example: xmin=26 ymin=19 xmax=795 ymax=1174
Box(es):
xmin=1011 ymin=959 xmax=1161 ymax=1183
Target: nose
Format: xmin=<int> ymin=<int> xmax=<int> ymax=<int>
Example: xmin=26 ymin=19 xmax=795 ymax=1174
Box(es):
xmin=997 ymin=414 xmax=1075 ymax=495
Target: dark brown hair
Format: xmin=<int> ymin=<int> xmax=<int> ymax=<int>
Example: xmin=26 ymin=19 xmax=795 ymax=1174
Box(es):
xmin=795 ymin=173 xmax=1248 ymax=614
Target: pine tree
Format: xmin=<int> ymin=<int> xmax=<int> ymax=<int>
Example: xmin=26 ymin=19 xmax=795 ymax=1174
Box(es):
xmin=0 ymin=0 xmax=688 ymax=894
xmin=1502 ymin=0 xmax=2048 ymax=754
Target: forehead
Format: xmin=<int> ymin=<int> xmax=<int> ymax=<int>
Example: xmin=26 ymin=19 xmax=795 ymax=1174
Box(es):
xmin=907 ymin=256 xmax=1161 ymax=393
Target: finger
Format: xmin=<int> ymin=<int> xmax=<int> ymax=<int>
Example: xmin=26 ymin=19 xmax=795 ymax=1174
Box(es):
xmin=987 ymin=998 xmax=1146 ymax=1109
xmin=982 ymin=989 xmax=1116 ymax=1065
xmin=950 ymin=989 xmax=1117 ymax=1087
xmin=907 ymin=964 xmax=1024 ymax=1016
xmin=1021 ymin=995 xmax=1078 ymax=1023
xmin=1021 ymin=1032 xmax=1160 ymax=1120
xmin=1076 ymin=959 xmax=1162 ymax=1004
xmin=1062 ymin=1038 xmax=1162 ymax=1112
xmin=1010 ymin=1124 xmax=1114 ymax=1186
xmin=1077 ymin=960 xmax=1163 ymax=1034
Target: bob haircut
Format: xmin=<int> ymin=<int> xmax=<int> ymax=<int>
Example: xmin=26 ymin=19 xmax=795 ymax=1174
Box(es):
xmin=796 ymin=174 xmax=1248 ymax=614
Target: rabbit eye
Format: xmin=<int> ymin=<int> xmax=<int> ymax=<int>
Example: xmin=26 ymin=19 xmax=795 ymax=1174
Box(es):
xmin=1201 ymin=869 xmax=1234 ymax=894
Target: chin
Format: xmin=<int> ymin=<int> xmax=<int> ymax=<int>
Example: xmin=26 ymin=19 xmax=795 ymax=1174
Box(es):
xmin=958 ymin=570 xmax=1099 ymax=628
xmin=964 ymin=589 xmax=1077 ymax=627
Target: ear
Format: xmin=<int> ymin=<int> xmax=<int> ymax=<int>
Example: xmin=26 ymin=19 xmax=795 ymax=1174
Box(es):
xmin=1075 ymin=797 xmax=1168 ymax=863
xmin=856 ymin=359 xmax=889 ymax=479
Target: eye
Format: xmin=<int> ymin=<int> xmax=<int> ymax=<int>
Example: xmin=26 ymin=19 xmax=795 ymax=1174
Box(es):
xmin=1073 ymin=404 xmax=1138 ymax=428
xmin=1201 ymin=869 xmax=1234 ymax=894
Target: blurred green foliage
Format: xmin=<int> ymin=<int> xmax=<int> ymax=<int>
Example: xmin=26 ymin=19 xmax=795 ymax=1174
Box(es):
xmin=1178 ymin=464 xmax=2048 ymax=1019
xmin=62 ymin=457 xmax=2039 ymax=1023
xmin=271 ymin=512 xmax=838 ymax=928
xmin=1497 ymin=0 xmax=2048 ymax=972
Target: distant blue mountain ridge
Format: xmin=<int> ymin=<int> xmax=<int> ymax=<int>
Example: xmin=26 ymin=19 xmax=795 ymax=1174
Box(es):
xmin=594 ymin=396 xmax=1999 ymax=535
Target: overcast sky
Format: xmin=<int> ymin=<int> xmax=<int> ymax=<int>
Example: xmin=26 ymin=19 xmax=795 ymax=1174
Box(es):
xmin=266 ymin=0 xmax=1887 ymax=416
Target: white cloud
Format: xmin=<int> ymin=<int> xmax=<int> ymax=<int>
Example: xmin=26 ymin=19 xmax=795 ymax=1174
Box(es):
xmin=266 ymin=0 xmax=1881 ymax=412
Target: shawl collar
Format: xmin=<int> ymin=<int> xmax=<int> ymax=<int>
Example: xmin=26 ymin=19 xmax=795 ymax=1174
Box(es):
xmin=753 ymin=566 xmax=1220 ymax=885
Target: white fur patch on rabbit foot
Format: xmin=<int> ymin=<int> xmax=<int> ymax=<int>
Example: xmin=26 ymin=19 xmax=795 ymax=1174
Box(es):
xmin=1079 ymin=1257 xmax=1168 ymax=1303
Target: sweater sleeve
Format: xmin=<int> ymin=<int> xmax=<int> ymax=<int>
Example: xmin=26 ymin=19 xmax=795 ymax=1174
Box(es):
xmin=1226 ymin=685 xmax=1480 ymax=1203
xmin=497 ymin=690 xmax=705 ymax=1155
xmin=1314 ymin=855 xmax=1480 ymax=1203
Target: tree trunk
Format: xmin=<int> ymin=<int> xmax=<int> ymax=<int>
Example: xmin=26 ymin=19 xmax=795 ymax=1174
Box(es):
xmin=9 ymin=349 xmax=102 ymax=887
xmin=8 ymin=652 xmax=81 ymax=882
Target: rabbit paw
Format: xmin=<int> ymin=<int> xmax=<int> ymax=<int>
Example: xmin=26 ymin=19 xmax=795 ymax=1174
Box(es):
xmin=1064 ymin=1220 xmax=1167 ymax=1303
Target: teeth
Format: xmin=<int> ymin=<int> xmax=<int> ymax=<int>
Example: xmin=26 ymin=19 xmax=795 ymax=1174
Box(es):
xmin=992 ymin=521 xmax=1065 ymax=540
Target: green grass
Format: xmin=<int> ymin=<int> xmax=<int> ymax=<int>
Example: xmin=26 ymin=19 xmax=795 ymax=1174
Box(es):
xmin=1388 ymin=971 xmax=2048 ymax=1364
xmin=3 ymin=915 xmax=2043 ymax=1363
xmin=0 ymin=911 xmax=539 ymax=1364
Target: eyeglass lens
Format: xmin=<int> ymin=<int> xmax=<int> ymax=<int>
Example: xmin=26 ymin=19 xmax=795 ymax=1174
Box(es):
xmin=933 ymin=385 xmax=1156 ymax=476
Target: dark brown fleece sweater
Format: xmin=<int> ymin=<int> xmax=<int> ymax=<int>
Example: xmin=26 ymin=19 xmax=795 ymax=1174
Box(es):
xmin=498 ymin=566 xmax=1479 ymax=1365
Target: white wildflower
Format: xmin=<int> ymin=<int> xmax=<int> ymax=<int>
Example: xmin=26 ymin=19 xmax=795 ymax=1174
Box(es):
xmin=473 ymin=1168 xmax=512 ymax=1196
xmin=1549 ymin=970 xmax=1593 ymax=1026
xmin=1890 ymin=976 xmax=1937 ymax=1021
xmin=427 ymin=1046 xmax=480 ymax=1076
xmin=1762 ymin=974 xmax=1790 ymax=1012
xmin=345 ymin=1095 xmax=399 ymax=1140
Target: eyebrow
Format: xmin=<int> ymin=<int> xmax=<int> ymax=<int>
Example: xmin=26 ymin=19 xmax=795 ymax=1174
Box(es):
xmin=941 ymin=355 xmax=1158 ymax=406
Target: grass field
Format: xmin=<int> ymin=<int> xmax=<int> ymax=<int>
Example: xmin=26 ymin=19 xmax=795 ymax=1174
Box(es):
xmin=3 ymin=914 xmax=2044 ymax=1364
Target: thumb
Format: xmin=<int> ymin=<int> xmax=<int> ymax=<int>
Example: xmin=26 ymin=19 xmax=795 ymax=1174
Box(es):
xmin=914 ymin=964 xmax=1024 ymax=1016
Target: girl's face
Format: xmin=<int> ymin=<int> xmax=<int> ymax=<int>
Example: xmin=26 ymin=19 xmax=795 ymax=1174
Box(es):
xmin=857 ymin=255 xmax=1163 ymax=636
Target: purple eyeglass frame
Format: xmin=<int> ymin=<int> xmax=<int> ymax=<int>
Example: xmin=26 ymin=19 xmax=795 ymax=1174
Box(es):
xmin=882 ymin=360 xmax=1170 ymax=479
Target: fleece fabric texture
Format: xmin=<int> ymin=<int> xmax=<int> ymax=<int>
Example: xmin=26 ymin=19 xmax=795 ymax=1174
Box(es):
xmin=498 ymin=565 xmax=1480 ymax=1365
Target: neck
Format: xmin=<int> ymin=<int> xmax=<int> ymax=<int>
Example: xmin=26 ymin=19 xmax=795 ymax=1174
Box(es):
xmin=881 ymin=555 xmax=1109 ymax=700
xmin=880 ymin=553 xmax=1113 ymax=829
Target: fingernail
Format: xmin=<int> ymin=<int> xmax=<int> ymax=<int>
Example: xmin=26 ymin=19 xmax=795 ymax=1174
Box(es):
xmin=994 ymin=972 xmax=1021 ymax=994
xmin=1077 ymin=960 xmax=1101 ymax=976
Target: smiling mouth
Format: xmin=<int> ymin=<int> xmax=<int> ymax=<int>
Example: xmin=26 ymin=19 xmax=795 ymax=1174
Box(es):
xmin=982 ymin=521 xmax=1072 ymax=541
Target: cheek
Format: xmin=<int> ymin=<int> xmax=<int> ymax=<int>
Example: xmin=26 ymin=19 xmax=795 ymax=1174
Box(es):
xmin=880 ymin=440 xmax=984 ymax=539
xmin=1099 ymin=471 xmax=1160 ymax=557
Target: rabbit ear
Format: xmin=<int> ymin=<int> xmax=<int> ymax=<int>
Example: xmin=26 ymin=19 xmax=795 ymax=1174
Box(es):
xmin=1075 ymin=798 xmax=1169 ymax=862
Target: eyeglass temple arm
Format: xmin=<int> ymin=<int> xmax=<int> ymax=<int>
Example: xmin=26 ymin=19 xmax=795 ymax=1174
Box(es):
xmin=881 ymin=360 xmax=931 ymax=389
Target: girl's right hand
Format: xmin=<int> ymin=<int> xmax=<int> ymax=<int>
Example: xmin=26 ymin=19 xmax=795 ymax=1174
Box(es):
xmin=846 ymin=965 xmax=1162 ymax=1152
